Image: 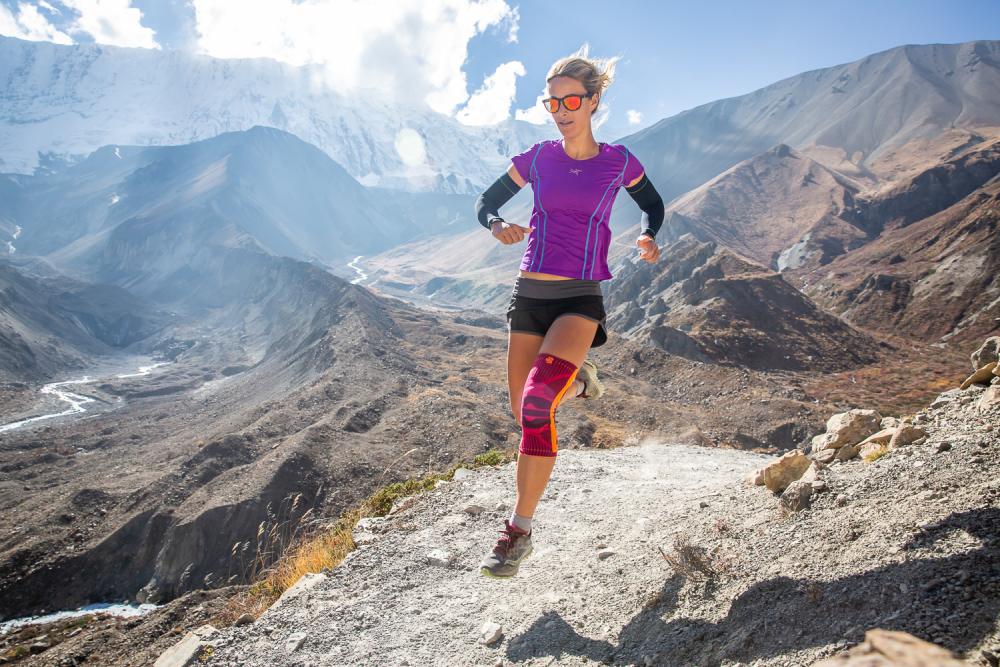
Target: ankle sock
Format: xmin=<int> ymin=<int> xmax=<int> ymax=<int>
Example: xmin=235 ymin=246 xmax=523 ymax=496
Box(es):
xmin=509 ymin=512 xmax=532 ymax=533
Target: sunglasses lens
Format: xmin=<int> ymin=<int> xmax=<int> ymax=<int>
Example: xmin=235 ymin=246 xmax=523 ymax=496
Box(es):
xmin=564 ymin=95 xmax=582 ymax=111
xmin=543 ymin=98 xmax=558 ymax=112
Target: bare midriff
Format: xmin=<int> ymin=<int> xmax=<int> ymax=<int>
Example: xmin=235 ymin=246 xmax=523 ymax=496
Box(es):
xmin=518 ymin=270 xmax=575 ymax=281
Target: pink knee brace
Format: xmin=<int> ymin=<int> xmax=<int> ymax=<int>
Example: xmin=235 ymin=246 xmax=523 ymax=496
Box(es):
xmin=519 ymin=353 xmax=579 ymax=457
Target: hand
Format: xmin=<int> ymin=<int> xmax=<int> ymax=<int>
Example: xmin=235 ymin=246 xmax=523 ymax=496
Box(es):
xmin=636 ymin=233 xmax=660 ymax=263
xmin=491 ymin=220 xmax=533 ymax=245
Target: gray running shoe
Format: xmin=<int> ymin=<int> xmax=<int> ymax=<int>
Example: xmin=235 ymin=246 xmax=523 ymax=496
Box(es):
xmin=480 ymin=520 xmax=533 ymax=578
xmin=576 ymin=359 xmax=605 ymax=399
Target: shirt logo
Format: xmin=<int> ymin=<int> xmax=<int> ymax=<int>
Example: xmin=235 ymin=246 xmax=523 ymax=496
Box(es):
xmin=569 ymin=168 xmax=583 ymax=176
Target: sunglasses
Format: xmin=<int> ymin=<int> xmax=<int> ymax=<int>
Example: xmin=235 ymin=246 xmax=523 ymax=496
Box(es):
xmin=541 ymin=92 xmax=595 ymax=113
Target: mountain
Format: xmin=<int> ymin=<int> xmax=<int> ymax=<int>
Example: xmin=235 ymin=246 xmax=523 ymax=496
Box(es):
xmin=793 ymin=136 xmax=1000 ymax=347
xmin=0 ymin=257 xmax=173 ymax=383
xmin=349 ymin=41 xmax=1000 ymax=317
xmin=651 ymin=144 xmax=867 ymax=272
xmin=621 ymin=40 xmax=1000 ymax=203
xmin=2 ymin=126 xmax=480 ymax=292
xmin=605 ymin=234 xmax=881 ymax=372
xmin=0 ymin=35 xmax=550 ymax=193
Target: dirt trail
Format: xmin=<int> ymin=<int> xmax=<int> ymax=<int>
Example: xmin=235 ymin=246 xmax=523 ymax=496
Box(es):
xmin=202 ymin=442 xmax=772 ymax=666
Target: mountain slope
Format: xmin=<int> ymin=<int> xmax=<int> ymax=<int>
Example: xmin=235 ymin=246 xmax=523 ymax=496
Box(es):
xmin=605 ymin=234 xmax=881 ymax=372
xmin=651 ymin=144 xmax=867 ymax=272
xmin=0 ymin=257 xmax=172 ymax=383
xmin=622 ymin=40 xmax=1000 ymax=202
xmin=801 ymin=174 xmax=1000 ymax=347
xmin=6 ymin=126 xmax=420 ymax=268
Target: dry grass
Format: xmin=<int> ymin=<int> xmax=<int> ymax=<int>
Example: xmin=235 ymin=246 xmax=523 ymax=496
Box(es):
xmin=863 ymin=444 xmax=890 ymax=463
xmin=658 ymin=533 xmax=720 ymax=581
xmin=210 ymin=447 xmax=516 ymax=626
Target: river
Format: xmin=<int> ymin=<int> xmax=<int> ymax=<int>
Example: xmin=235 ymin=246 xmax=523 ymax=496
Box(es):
xmin=0 ymin=360 xmax=172 ymax=434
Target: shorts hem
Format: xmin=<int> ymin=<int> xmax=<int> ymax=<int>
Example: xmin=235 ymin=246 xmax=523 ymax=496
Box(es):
xmin=508 ymin=329 xmax=545 ymax=337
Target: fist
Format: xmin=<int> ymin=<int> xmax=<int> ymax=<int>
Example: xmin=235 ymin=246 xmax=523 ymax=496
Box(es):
xmin=491 ymin=220 xmax=533 ymax=245
xmin=636 ymin=233 xmax=660 ymax=263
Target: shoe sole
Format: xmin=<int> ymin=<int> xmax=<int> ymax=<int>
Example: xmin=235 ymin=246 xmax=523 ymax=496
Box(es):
xmin=479 ymin=544 xmax=533 ymax=578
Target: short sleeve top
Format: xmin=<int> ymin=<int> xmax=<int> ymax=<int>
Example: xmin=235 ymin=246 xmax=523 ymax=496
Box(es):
xmin=509 ymin=139 xmax=644 ymax=281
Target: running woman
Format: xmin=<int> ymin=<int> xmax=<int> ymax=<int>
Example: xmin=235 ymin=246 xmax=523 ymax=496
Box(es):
xmin=474 ymin=46 xmax=666 ymax=578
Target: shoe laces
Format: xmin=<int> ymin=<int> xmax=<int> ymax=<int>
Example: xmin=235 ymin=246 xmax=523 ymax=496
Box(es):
xmin=494 ymin=520 xmax=526 ymax=557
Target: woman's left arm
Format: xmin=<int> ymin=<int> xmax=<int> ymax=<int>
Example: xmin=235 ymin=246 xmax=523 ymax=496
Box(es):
xmin=624 ymin=172 xmax=665 ymax=262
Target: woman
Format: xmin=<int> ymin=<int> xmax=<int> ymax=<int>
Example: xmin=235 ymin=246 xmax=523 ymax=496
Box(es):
xmin=475 ymin=47 xmax=666 ymax=578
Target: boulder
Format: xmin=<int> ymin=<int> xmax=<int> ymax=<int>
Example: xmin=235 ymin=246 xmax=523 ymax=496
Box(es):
xmin=979 ymin=385 xmax=1000 ymax=413
xmin=799 ymin=462 xmax=824 ymax=484
xmin=971 ymin=336 xmax=1000 ymax=371
xmin=834 ymin=444 xmax=859 ymax=461
xmin=761 ymin=450 xmax=811 ymax=493
xmin=812 ymin=628 xmax=965 ymax=666
xmin=857 ymin=427 xmax=896 ymax=448
xmin=888 ymin=425 xmax=927 ymax=448
xmin=810 ymin=432 xmax=837 ymax=451
xmin=779 ymin=480 xmax=812 ymax=512
xmin=818 ymin=409 xmax=882 ymax=449
xmin=812 ymin=448 xmax=837 ymax=464
xmin=960 ymin=361 xmax=998 ymax=389
xmin=879 ymin=416 xmax=900 ymax=429
xmin=930 ymin=389 xmax=961 ymax=409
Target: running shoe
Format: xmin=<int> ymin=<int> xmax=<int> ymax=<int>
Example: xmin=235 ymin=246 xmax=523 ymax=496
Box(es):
xmin=479 ymin=520 xmax=533 ymax=578
xmin=576 ymin=359 xmax=605 ymax=399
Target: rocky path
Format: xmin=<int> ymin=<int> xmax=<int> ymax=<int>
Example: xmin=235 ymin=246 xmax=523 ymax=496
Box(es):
xmin=201 ymin=443 xmax=772 ymax=666
xmin=189 ymin=375 xmax=1000 ymax=667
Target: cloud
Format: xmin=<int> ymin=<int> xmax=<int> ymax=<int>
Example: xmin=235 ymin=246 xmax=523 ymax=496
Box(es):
xmin=627 ymin=109 xmax=642 ymax=125
xmin=191 ymin=0 xmax=519 ymax=119
xmin=62 ymin=0 xmax=158 ymax=48
xmin=0 ymin=2 xmax=73 ymax=43
xmin=514 ymin=88 xmax=551 ymax=125
xmin=455 ymin=60 xmax=525 ymax=125
xmin=0 ymin=1 xmax=158 ymax=48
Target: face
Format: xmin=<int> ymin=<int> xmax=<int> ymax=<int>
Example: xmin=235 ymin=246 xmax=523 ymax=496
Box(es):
xmin=546 ymin=75 xmax=598 ymax=139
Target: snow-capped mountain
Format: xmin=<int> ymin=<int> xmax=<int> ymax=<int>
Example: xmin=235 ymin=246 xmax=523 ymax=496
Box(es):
xmin=0 ymin=35 xmax=550 ymax=194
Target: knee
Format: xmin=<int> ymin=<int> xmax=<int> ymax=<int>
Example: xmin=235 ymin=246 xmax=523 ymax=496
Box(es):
xmin=518 ymin=352 xmax=579 ymax=457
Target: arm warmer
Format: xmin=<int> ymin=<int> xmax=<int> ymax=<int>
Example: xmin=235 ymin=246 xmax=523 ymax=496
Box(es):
xmin=475 ymin=172 xmax=522 ymax=231
xmin=624 ymin=173 xmax=665 ymax=239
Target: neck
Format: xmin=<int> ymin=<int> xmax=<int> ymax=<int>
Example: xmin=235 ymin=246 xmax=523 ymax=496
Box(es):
xmin=562 ymin=134 xmax=600 ymax=159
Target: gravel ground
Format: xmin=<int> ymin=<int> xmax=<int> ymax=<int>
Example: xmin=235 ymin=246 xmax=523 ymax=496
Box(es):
xmin=200 ymin=384 xmax=1000 ymax=667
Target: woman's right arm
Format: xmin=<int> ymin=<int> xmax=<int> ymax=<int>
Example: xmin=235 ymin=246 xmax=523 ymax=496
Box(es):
xmin=475 ymin=165 xmax=532 ymax=244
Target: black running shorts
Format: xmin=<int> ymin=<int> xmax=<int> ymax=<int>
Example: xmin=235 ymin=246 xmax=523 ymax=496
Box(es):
xmin=505 ymin=277 xmax=608 ymax=348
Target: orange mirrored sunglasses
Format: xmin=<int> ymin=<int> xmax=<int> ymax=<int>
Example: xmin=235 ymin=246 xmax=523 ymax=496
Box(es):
xmin=541 ymin=92 xmax=595 ymax=113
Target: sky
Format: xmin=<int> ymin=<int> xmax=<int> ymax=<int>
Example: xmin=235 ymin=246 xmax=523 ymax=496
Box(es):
xmin=2 ymin=0 xmax=998 ymax=140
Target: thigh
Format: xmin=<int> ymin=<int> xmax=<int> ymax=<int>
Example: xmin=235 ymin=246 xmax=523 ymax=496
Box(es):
xmin=539 ymin=314 xmax=599 ymax=369
xmin=507 ymin=331 xmax=545 ymax=419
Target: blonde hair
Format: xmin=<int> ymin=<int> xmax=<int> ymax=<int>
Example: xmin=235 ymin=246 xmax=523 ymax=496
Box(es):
xmin=546 ymin=43 xmax=620 ymax=115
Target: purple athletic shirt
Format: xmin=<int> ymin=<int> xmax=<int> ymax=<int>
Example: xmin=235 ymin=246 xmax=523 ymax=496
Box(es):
xmin=510 ymin=139 xmax=645 ymax=281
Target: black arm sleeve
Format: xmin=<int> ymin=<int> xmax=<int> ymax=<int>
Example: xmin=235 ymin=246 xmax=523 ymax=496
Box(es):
xmin=475 ymin=172 xmax=522 ymax=231
xmin=624 ymin=173 xmax=665 ymax=239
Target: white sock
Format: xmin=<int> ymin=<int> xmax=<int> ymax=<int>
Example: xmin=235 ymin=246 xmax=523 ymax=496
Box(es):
xmin=509 ymin=511 xmax=532 ymax=533
xmin=573 ymin=378 xmax=586 ymax=397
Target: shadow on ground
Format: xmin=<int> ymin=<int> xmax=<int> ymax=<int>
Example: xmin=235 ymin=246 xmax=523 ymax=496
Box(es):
xmin=507 ymin=506 xmax=1000 ymax=666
